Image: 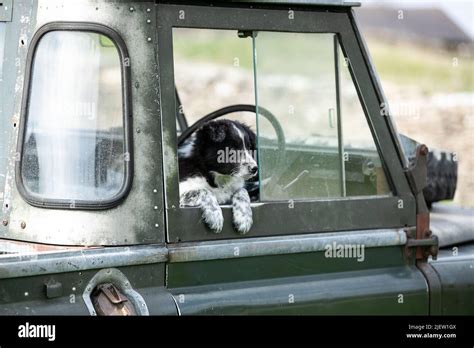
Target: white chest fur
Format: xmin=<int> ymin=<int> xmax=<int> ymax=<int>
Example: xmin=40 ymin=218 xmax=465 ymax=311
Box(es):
xmin=179 ymin=174 xmax=245 ymax=204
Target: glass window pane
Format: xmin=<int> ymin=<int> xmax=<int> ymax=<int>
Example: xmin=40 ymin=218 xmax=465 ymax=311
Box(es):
xmin=255 ymin=32 xmax=340 ymax=201
xmin=21 ymin=31 xmax=126 ymax=202
xmin=173 ymin=28 xmax=256 ymax=127
xmin=254 ymin=32 xmax=391 ymax=201
xmin=338 ymin=45 xmax=391 ymax=196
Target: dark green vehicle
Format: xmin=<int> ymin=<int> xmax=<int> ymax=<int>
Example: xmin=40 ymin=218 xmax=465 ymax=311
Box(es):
xmin=0 ymin=0 xmax=472 ymax=316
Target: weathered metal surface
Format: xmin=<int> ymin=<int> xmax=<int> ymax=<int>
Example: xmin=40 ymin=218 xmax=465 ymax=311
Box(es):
xmin=168 ymin=228 xmax=407 ymax=263
xmin=0 ymin=0 xmax=37 ymax=245
xmin=0 ymin=0 xmax=165 ymax=245
xmin=429 ymin=255 xmax=474 ymax=315
xmin=0 ymin=0 xmax=13 ymax=22
xmin=417 ymin=261 xmax=442 ymax=315
xmin=170 ymin=266 xmax=428 ymax=315
xmin=0 ymin=263 xmax=177 ymax=315
xmin=0 ymin=244 xmax=168 ymax=279
xmin=227 ymin=0 xmax=360 ymax=7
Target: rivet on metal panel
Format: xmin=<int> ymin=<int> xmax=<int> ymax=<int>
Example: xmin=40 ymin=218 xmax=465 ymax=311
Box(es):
xmin=153 ymin=189 xmax=157 ymax=193
xmin=146 ymin=8 xmax=151 ymax=13
xmin=147 ymin=37 xmax=152 ymax=42
xmin=147 ymin=19 xmax=151 ymax=24
xmin=2 ymin=219 xmax=8 ymax=226
xmin=155 ymin=223 xmax=159 ymax=228
xmin=20 ymin=221 xmax=26 ymax=229
xmin=136 ymin=128 xmax=141 ymax=133
xmin=154 ymin=206 xmax=158 ymax=210
xmin=129 ymin=7 xmax=134 ymax=12
xmin=134 ymin=81 xmax=139 ymax=88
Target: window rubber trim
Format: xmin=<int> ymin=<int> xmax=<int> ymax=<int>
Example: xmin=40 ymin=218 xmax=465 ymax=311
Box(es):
xmin=15 ymin=21 xmax=133 ymax=210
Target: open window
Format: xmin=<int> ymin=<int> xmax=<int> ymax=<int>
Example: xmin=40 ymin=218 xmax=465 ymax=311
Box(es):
xmin=174 ymin=29 xmax=391 ymax=201
xmin=17 ymin=23 xmax=132 ymax=209
xmin=158 ymin=4 xmax=415 ymax=242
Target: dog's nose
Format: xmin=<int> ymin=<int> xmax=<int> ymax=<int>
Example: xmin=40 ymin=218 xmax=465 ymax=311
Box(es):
xmin=250 ymin=166 xmax=258 ymax=175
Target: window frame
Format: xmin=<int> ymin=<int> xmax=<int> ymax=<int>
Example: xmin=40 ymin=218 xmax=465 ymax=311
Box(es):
xmin=157 ymin=4 xmax=416 ymax=243
xmin=16 ymin=21 xmax=133 ymax=210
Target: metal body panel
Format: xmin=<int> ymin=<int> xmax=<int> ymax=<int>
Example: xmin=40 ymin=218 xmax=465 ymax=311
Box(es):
xmin=168 ymin=228 xmax=407 ymax=262
xmin=168 ymin=245 xmax=409 ymax=288
xmin=429 ymin=247 xmax=474 ymax=315
xmin=170 ymin=265 xmax=428 ymax=315
xmin=167 ymin=240 xmax=429 ymax=314
xmin=0 ymin=264 xmax=177 ymax=315
xmin=0 ymin=1 xmax=13 ymax=22
xmin=0 ymin=0 xmax=165 ymax=245
xmin=228 ymin=0 xmax=361 ymax=6
xmin=0 ymin=244 xmax=168 ymax=279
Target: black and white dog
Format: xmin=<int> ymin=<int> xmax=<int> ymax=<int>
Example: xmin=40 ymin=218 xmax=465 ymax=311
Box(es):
xmin=178 ymin=120 xmax=258 ymax=234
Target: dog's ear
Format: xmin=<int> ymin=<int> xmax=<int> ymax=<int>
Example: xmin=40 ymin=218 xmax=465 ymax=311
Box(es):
xmin=202 ymin=122 xmax=227 ymax=143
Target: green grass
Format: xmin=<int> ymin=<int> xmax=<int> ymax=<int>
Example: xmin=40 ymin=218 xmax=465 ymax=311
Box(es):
xmin=173 ymin=29 xmax=254 ymax=69
xmin=173 ymin=28 xmax=474 ymax=94
xmin=366 ymin=39 xmax=473 ymax=94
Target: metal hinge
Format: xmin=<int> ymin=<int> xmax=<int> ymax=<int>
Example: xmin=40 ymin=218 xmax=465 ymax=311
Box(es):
xmin=404 ymin=226 xmax=439 ymax=261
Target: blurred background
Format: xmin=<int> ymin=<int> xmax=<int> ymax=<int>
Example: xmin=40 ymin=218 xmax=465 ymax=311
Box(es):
xmin=356 ymin=0 xmax=473 ymax=207
xmin=173 ymin=0 xmax=473 ymax=206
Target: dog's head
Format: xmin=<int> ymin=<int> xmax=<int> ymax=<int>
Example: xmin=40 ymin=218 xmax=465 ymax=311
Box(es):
xmin=195 ymin=120 xmax=258 ymax=180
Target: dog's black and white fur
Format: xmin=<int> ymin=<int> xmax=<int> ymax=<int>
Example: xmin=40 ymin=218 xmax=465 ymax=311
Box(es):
xmin=178 ymin=120 xmax=258 ymax=234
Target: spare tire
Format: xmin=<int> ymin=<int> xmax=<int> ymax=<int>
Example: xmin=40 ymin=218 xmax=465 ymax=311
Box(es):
xmin=423 ymin=149 xmax=458 ymax=208
xmin=399 ymin=134 xmax=457 ymax=208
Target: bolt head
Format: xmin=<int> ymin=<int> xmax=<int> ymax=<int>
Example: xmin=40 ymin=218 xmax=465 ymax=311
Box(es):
xmin=2 ymin=219 xmax=8 ymax=226
xmin=419 ymin=145 xmax=429 ymax=156
xmin=20 ymin=221 xmax=26 ymax=229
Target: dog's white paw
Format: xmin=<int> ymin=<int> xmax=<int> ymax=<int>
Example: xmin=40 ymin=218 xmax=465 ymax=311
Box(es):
xmin=232 ymin=207 xmax=252 ymax=234
xmin=232 ymin=188 xmax=253 ymax=234
xmin=202 ymin=205 xmax=224 ymax=233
